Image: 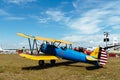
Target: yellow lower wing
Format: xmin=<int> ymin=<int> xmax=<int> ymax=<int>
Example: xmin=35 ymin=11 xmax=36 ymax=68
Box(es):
xmin=19 ymin=53 xmax=59 ymax=60
xmin=86 ymin=56 xmax=98 ymax=61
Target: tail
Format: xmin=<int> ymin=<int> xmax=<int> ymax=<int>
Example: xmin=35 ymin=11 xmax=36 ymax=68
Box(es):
xmin=90 ymin=47 xmax=108 ymax=66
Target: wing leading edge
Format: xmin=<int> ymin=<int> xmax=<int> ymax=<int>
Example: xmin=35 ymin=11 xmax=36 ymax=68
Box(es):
xmin=19 ymin=53 xmax=59 ymax=60
xmin=17 ymin=33 xmax=72 ymax=44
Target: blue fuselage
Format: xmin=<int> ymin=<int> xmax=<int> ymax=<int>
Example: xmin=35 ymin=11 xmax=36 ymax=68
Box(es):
xmin=41 ymin=44 xmax=98 ymax=65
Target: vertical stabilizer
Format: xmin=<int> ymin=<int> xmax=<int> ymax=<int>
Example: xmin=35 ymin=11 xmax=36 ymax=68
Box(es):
xmin=90 ymin=47 xmax=100 ymax=59
xmin=90 ymin=47 xmax=108 ymax=66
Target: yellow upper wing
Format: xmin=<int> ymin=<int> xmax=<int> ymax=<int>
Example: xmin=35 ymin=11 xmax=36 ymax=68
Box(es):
xmin=19 ymin=53 xmax=59 ymax=60
xmin=55 ymin=40 xmax=72 ymax=44
xmin=35 ymin=36 xmax=55 ymax=42
xmin=17 ymin=33 xmax=73 ymax=44
xmin=17 ymin=33 xmax=32 ymax=38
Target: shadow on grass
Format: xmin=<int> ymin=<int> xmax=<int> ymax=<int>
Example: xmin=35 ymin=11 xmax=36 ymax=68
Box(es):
xmin=65 ymin=63 xmax=103 ymax=70
xmin=22 ymin=61 xmax=79 ymax=70
xmin=86 ymin=66 xmax=103 ymax=70
xmin=22 ymin=61 xmax=104 ymax=70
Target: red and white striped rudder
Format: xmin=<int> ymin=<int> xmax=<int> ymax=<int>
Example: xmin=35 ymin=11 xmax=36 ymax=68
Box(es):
xmin=99 ymin=48 xmax=108 ymax=66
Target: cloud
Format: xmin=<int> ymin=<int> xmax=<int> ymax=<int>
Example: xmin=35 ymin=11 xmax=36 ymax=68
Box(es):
xmin=5 ymin=16 xmax=25 ymax=20
xmin=0 ymin=9 xmax=10 ymax=16
xmin=5 ymin=0 xmax=37 ymax=4
xmin=46 ymin=10 xmax=64 ymax=22
xmin=37 ymin=18 xmax=49 ymax=23
xmin=108 ymin=16 xmax=120 ymax=26
xmin=29 ymin=15 xmax=50 ymax=23
xmin=38 ymin=0 xmax=120 ymax=35
xmin=68 ymin=15 xmax=101 ymax=34
xmin=30 ymin=10 xmax=70 ymax=24
xmin=112 ymin=26 xmax=120 ymax=29
xmin=66 ymin=0 xmax=120 ymax=35
xmin=0 ymin=9 xmax=25 ymax=21
xmin=60 ymin=0 xmax=120 ymax=47
xmin=62 ymin=33 xmax=120 ymax=47
xmin=45 ymin=10 xmax=70 ymax=23
xmin=62 ymin=34 xmax=105 ymax=47
xmin=19 ymin=41 xmax=29 ymax=47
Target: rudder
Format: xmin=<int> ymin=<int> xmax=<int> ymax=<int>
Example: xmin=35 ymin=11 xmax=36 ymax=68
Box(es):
xmin=99 ymin=48 xmax=108 ymax=66
xmin=90 ymin=47 xmax=108 ymax=66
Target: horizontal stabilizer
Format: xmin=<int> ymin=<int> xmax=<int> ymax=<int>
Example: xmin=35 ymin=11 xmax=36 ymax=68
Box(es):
xmin=104 ymin=45 xmax=120 ymax=50
xmin=19 ymin=53 xmax=59 ymax=60
xmin=86 ymin=56 xmax=98 ymax=61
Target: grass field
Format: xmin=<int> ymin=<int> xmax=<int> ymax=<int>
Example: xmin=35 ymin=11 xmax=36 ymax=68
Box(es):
xmin=0 ymin=54 xmax=120 ymax=80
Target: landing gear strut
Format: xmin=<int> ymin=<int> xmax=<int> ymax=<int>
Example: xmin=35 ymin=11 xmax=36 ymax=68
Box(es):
xmin=50 ymin=60 xmax=56 ymax=65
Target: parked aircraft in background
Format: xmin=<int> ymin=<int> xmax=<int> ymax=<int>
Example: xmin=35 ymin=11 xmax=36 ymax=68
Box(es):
xmin=0 ymin=46 xmax=3 ymax=52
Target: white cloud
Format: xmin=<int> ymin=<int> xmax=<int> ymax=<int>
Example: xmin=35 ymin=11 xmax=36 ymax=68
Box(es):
xmin=0 ymin=9 xmax=26 ymax=21
xmin=46 ymin=10 xmax=63 ymax=21
xmin=5 ymin=16 xmax=25 ymax=20
xmin=0 ymin=9 xmax=10 ymax=16
xmin=62 ymin=34 xmax=120 ymax=48
xmin=67 ymin=9 xmax=103 ymax=34
xmin=62 ymin=34 xmax=105 ymax=47
xmin=66 ymin=0 xmax=120 ymax=34
xmin=19 ymin=41 xmax=29 ymax=47
xmin=60 ymin=0 xmax=120 ymax=47
xmin=112 ymin=26 xmax=120 ymax=29
xmin=29 ymin=15 xmax=50 ymax=23
xmin=68 ymin=16 xmax=101 ymax=34
xmin=72 ymin=0 xmax=106 ymax=12
xmin=108 ymin=16 xmax=120 ymax=26
xmin=30 ymin=10 xmax=70 ymax=24
xmin=6 ymin=0 xmax=37 ymax=4
xmin=46 ymin=10 xmax=70 ymax=23
xmin=37 ymin=18 xmax=49 ymax=23
xmin=42 ymin=0 xmax=120 ymax=35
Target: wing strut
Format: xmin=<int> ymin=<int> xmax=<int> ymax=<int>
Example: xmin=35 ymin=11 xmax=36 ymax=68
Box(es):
xmin=28 ymin=38 xmax=33 ymax=55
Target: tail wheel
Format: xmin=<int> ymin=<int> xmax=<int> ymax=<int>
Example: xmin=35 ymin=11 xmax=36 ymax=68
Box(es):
xmin=39 ymin=60 xmax=44 ymax=66
xmin=50 ymin=60 xmax=56 ymax=65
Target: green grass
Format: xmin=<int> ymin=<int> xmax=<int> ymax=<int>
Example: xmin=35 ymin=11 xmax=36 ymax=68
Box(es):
xmin=0 ymin=66 xmax=5 ymax=73
xmin=0 ymin=54 xmax=120 ymax=80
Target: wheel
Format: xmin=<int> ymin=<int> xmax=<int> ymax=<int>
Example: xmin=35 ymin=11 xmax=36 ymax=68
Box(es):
xmin=50 ymin=60 xmax=56 ymax=65
xmin=38 ymin=60 xmax=44 ymax=66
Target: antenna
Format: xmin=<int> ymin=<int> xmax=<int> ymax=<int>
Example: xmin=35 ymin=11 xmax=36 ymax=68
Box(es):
xmin=104 ymin=32 xmax=109 ymax=47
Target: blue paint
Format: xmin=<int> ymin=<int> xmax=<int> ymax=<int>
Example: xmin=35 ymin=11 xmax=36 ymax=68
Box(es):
xmin=41 ymin=44 xmax=99 ymax=66
xmin=55 ymin=48 xmax=87 ymax=62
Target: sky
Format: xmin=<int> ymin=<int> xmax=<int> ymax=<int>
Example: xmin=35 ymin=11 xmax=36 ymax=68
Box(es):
xmin=0 ymin=0 xmax=120 ymax=49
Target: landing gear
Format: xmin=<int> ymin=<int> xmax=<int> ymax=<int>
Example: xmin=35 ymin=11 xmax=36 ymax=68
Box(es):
xmin=38 ymin=60 xmax=44 ymax=66
xmin=38 ymin=60 xmax=56 ymax=66
xmin=50 ymin=60 xmax=56 ymax=65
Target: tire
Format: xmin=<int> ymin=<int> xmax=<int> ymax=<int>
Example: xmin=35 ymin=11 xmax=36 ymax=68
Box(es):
xmin=38 ymin=60 xmax=44 ymax=66
xmin=50 ymin=60 xmax=56 ymax=65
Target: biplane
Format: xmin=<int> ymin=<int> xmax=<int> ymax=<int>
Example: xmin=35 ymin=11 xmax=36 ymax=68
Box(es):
xmin=17 ymin=33 xmax=109 ymax=67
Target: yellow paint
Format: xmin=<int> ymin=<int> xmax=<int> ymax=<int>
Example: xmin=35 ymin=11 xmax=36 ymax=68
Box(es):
xmin=55 ymin=40 xmax=73 ymax=44
xmin=90 ymin=47 xmax=100 ymax=58
xmin=35 ymin=36 xmax=55 ymax=42
xmin=17 ymin=33 xmax=31 ymax=38
xmin=86 ymin=56 xmax=98 ymax=61
xmin=19 ymin=53 xmax=59 ymax=60
xmin=17 ymin=33 xmax=72 ymax=44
